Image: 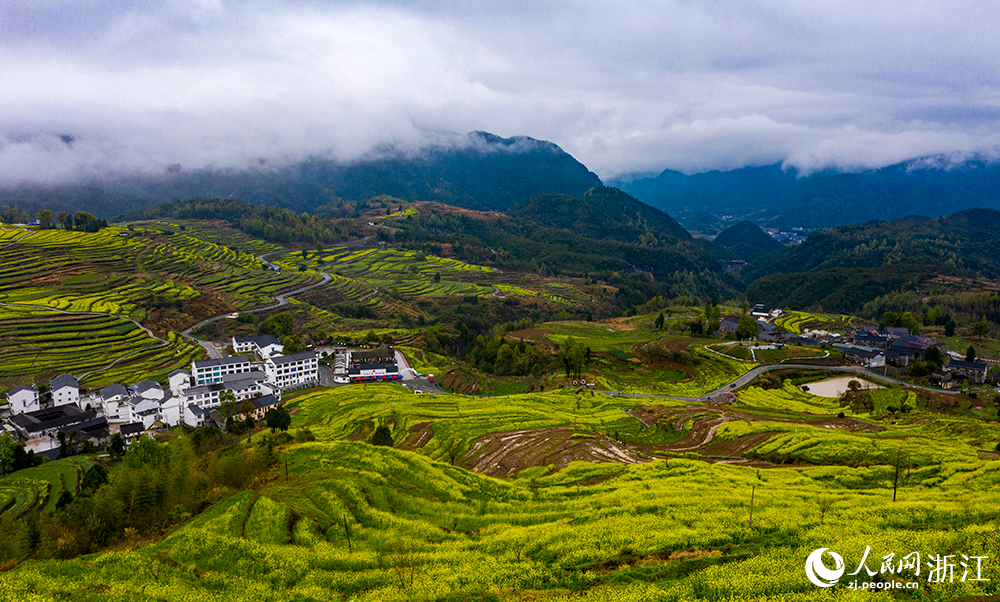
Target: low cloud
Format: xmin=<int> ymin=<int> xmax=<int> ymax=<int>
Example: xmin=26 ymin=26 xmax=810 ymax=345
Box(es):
xmin=2 ymin=1 xmax=1000 ymax=185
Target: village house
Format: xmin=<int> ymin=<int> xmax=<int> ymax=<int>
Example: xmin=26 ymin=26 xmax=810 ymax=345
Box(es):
xmin=947 ymin=359 xmax=990 ymax=384
xmin=9 ymin=405 xmax=97 ymax=452
xmin=50 ymin=374 xmax=80 ymax=408
xmin=264 ymin=351 xmax=319 ymax=390
xmin=58 ymin=416 xmax=109 ymax=449
xmin=119 ymin=421 xmax=146 ymax=444
xmin=191 ymin=356 xmax=256 ymax=385
xmin=232 ymin=334 xmax=284 ymax=358
xmin=100 ymin=384 xmax=130 ymax=422
xmin=6 ymin=386 xmax=40 ymax=415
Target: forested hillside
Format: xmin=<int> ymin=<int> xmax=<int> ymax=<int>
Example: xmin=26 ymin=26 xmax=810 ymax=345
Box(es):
xmin=711 ymin=220 xmax=784 ymax=261
xmin=745 ymin=208 xmax=1000 ymax=313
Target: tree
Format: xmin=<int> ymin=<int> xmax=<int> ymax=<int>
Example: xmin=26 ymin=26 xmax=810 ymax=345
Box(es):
xmin=0 ymin=433 xmax=15 ymax=475
xmin=37 ymin=209 xmax=53 ymax=229
xmin=966 ymin=346 xmax=977 ymax=362
xmin=847 ymin=380 xmax=863 ymax=392
xmin=736 ymin=314 xmax=758 ymax=341
xmin=433 ymin=272 xmax=441 ymax=283
xmin=901 ymin=312 xmax=921 ymax=335
xmin=371 ymin=425 xmax=393 ymax=447
xmin=971 ymin=320 xmax=990 ymax=341
xmin=655 ymin=311 xmax=665 ymax=331
xmin=109 ymin=433 xmax=126 ymax=458
xmin=265 ymin=407 xmax=291 ymax=432
xmin=282 ymin=334 xmax=306 ymax=353
xmin=944 ymin=319 xmax=957 ymax=337
xmin=923 ymin=345 xmax=943 ymax=369
xmin=218 ymin=390 xmax=238 ymax=419
xmin=260 ymin=312 xmax=295 ymax=337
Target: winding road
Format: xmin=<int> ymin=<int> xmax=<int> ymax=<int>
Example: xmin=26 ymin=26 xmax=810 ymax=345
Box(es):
xmin=179 ymin=253 xmax=333 ymax=357
xmin=598 ymin=362 xmax=963 ymax=403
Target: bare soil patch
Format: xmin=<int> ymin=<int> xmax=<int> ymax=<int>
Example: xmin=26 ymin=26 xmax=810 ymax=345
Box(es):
xmin=461 ymin=427 xmax=650 ymax=477
xmin=400 ymin=422 xmax=435 ymax=449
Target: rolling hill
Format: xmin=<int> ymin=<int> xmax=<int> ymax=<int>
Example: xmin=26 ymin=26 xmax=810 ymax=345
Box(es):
xmin=745 ymin=208 xmax=1000 ymax=313
xmin=711 ymin=220 xmax=784 ymax=261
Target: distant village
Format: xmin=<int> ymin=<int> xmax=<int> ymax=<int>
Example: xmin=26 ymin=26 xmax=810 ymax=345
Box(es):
xmin=729 ymin=305 xmax=994 ymax=387
xmin=1 ymin=334 xmax=408 ymax=459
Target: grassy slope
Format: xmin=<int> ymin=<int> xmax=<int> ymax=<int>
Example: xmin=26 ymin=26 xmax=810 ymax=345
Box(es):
xmin=3 ymin=385 xmax=999 ymax=601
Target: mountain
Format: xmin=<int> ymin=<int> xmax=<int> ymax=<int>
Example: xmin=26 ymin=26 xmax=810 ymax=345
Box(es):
xmin=745 ymin=208 xmax=1000 ymax=313
xmin=613 ymin=159 xmax=1000 ymax=231
xmin=711 ymin=220 xmax=784 ymax=261
xmin=508 ymin=186 xmax=691 ymax=242
xmin=1 ymin=132 xmax=603 ymax=218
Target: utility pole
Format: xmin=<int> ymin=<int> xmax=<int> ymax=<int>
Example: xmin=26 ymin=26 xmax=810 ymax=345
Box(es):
xmin=893 ymin=451 xmax=901 ymax=502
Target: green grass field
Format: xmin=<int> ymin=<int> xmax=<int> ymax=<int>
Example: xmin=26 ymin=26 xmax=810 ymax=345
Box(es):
xmin=2 ymin=383 xmax=998 ymax=601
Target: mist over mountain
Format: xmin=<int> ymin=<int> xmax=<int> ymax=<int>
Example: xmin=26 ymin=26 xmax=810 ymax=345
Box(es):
xmin=0 ymin=132 xmax=602 ymax=218
xmin=612 ymin=158 xmax=1000 ymax=231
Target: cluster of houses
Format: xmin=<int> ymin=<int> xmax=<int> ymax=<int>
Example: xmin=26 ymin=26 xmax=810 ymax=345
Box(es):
xmin=834 ymin=327 xmax=991 ymax=385
xmin=2 ymin=334 xmax=319 ymax=454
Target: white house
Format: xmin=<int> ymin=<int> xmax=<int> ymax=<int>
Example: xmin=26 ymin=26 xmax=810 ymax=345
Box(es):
xmin=191 ymin=356 xmax=257 ymax=385
xmin=183 ymin=404 xmax=210 ymax=428
xmin=232 ymin=334 xmax=284 ymax=359
xmin=159 ymin=393 xmax=182 ymax=427
xmin=50 ymin=374 xmax=80 ymax=408
xmin=100 ymin=384 xmax=130 ymax=422
xmin=168 ymin=370 xmax=190 ymax=397
xmin=133 ymin=380 xmax=166 ymax=401
xmin=180 ymin=370 xmax=272 ymax=411
xmin=348 ymin=362 xmax=400 ymax=383
xmin=265 ymin=351 xmax=319 ymax=390
xmin=6 ymin=386 xmax=40 ymax=415
xmin=127 ymin=396 xmax=162 ymax=429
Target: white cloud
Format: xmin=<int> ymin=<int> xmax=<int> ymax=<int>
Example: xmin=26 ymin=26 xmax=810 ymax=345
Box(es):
xmin=2 ymin=0 xmax=1000 ymax=185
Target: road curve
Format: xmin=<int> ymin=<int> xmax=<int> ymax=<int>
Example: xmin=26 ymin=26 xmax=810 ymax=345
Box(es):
xmin=179 ymin=252 xmax=333 ymax=356
xmin=596 ymin=362 xmax=962 ymax=403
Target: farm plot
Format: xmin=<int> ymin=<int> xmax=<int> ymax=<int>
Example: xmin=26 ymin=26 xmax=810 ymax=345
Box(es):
xmin=274 ymin=246 xmax=587 ymax=305
xmin=0 ymin=306 xmax=202 ymax=391
xmin=0 ymin=226 xmax=313 ymax=323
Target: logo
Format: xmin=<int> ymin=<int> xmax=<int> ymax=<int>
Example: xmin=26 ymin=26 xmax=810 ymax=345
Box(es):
xmin=806 ymin=548 xmax=845 ymax=587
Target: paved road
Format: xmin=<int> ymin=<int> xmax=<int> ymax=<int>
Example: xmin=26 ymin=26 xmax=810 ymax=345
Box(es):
xmin=596 ymin=362 xmax=963 ymax=403
xmin=179 ymin=260 xmax=333 ymax=352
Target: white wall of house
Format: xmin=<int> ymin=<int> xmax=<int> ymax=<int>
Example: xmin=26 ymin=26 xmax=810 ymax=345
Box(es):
xmin=7 ymin=388 xmax=39 ymax=415
xmin=52 ymin=386 xmax=80 ymax=408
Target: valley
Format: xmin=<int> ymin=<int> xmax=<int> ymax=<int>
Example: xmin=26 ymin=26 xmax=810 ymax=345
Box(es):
xmin=1 ymin=208 xmax=999 ymax=601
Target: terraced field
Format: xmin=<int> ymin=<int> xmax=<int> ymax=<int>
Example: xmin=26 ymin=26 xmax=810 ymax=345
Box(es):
xmin=0 ymin=226 xmax=318 ymax=388
xmin=0 ymin=456 xmax=94 ymax=521
xmin=0 ymin=305 xmax=202 ymax=392
xmin=774 ymin=310 xmax=857 ymax=334
xmin=0 ymin=227 xmax=313 ymax=322
xmin=276 ymin=247 xmax=587 ymax=305
xmin=2 ymin=377 xmax=999 ymax=601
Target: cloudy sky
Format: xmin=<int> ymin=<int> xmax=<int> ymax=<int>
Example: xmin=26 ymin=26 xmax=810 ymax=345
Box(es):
xmin=2 ymin=0 xmax=1000 ymax=184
